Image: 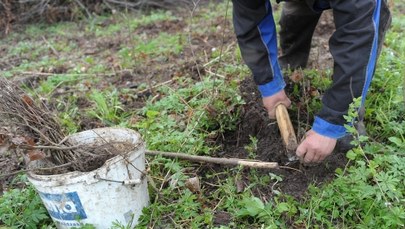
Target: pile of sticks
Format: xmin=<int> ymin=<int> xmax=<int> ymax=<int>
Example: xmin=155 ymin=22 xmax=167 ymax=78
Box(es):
xmin=0 ymin=78 xmax=78 ymax=164
xmin=1 ymin=78 xmax=131 ymax=175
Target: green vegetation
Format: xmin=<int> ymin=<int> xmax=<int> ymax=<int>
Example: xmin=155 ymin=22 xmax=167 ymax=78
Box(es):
xmin=136 ymin=77 xmax=243 ymax=154
xmin=0 ymin=1 xmax=404 ymax=229
xmin=118 ymin=32 xmax=184 ymax=68
xmin=87 ymin=89 xmax=128 ymax=126
xmin=0 ymin=175 xmax=52 ymax=228
xmin=294 ymin=97 xmax=405 ymax=228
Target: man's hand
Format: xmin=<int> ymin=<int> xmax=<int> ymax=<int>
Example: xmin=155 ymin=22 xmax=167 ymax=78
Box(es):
xmin=296 ymin=130 xmax=337 ymax=163
xmin=262 ymin=90 xmax=291 ymax=119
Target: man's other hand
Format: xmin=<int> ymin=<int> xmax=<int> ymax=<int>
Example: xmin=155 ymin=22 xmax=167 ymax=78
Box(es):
xmin=262 ymin=90 xmax=291 ymax=119
xmin=296 ymin=130 xmax=337 ymax=163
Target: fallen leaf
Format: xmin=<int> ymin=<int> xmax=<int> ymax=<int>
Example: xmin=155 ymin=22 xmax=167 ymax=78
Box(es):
xmin=0 ymin=133 xmax=7 ymax=145
xmin=83 ymin=81 xmax=92 ymax=88
xmin=0 ymin=141 xmax=10 ymax=154
xmin=27 ymin=150 xmax=46 ymax=161
xmin=25 ymin=136 xmax=36 ymax=146
xmin=21 ymin=94 xmax=34 ymax=106
xmin=205 ymin=105 xmax=217 ymax=117
xmin=290 ymin=70 xmax=304 ymax=83
xmin=309 ymin=87 xmax=320 ymax=97
xmin=236 ymin=179 xmax=245 ymax=193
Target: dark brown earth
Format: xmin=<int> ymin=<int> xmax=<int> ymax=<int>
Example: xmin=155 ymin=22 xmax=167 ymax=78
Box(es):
xmin=216 ymin=77 xmax=347 ymax=199
xmin=0 ymin=151 xmax=24 ymax=195
xmin=308 ymin=10 xmax=335 ymax=70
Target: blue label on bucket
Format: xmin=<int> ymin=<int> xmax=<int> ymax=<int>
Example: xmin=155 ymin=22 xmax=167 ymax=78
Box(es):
xmin=39 ymin=191 xmax=87 ymax=221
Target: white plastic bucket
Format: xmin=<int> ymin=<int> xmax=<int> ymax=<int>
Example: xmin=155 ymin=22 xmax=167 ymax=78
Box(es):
xmin=28 ymin=127 xmax=149 ymax=228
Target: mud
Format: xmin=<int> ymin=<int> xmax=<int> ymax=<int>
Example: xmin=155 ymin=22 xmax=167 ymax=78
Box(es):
xmin=135 ymin=19 xmax=187 ymax=36
xmin=216 ymin=78 xmax=286 ymax=163
xmin=213 ymin=77 xmax=347 ymax=199
xmin=308 ymin=10 xmax=335 ymax=69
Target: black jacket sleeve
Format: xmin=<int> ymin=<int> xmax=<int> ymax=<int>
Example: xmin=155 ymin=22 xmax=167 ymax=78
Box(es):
xmin=232 ymin=0 xmax=286 ymax=97
xmin=232 ymin=0 xmax=391 ymax=139
xmin=314 ymin=0 xmax=391 ymax=138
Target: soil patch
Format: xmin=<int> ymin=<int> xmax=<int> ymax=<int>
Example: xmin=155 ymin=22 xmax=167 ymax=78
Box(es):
xmin=135 ymin=19 xmax=187 ymax=36
xmin=217 ymin=78 xmax=286 ymax=163
xmin=308 ymin=10 xmax=335 ymax=69
xmin=0 ymin=152 xmax=24 ymax=193
xmin=213 ymin=211 xmax=232 ymax=226
xmin=215 ymin=77 xmax=347 ymax=199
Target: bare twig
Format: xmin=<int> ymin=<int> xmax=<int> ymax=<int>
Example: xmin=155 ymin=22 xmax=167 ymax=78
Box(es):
xmin=73 ymin=0 xmax=91 ymax=18
xmin=0 ymin=162 xmax=73 ymax=179
xmin=0 ymin=78 xmax=89 ymax=167
xmin=136 ymin=79 xmax=174 ymax=94
xmin=19 ymin=144 xmax=82 ymax=151
xmin=145 ymin=150 xmax=279 ymax=169
xmin=41 ymin=35 xmax=59 ymax=57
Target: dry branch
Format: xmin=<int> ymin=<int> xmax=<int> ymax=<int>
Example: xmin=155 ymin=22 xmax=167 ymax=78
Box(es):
xmin=0 ymin=78 xmax=118 ymax=173
xmin=146 ymin=150 xmax=279 ymax=169
xmin=0 ymin=78 xmax=74 ymax=164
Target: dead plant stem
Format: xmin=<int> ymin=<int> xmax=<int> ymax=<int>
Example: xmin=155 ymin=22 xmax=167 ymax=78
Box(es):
xmin=146 ymin=150 xmax=279 ymax=169
xmin=0 ymin=162 xmax=73 ymax=179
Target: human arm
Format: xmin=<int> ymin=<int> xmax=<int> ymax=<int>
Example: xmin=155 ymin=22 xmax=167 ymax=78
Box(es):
xmin=232 ymin=0 xmax=289 ymax=116
xmin=296 ymin=0 xmax=391 ymax=163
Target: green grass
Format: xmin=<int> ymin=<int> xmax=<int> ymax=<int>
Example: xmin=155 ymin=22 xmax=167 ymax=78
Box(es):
xmin=135 ymin=77 xmax=244 ymax=155
xmin=0 ymin=175 xmax=52 ymax=228
xmin=365 ymin=17 xmax=405 ymax=141
xmin=89 ymin=11 xmax=177 ymax=37
xmin=1 ymin=1 xmax=404 ymax=229
xmin=117 ymin=32 xmax=184 ymax=68
xmin=87 ymin=89 xmax=129 ymax=126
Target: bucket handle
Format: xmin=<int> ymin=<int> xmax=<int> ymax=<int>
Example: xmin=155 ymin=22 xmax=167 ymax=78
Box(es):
xmin=94 ymin=174 xmax=142 ymax=186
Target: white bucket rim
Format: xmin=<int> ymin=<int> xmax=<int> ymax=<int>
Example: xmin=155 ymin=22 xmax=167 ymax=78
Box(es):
xmin=27 ymin=127 xmax=144 ymax=186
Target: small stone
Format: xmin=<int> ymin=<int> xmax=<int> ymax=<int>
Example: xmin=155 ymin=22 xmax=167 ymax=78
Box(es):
xmin=185 ymin=176 xmax=200 ymax=193
xmin=236 ymin=179 xmax=245 ymax=193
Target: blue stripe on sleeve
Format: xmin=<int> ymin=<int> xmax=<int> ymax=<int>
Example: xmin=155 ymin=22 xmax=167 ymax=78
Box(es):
xmin=258 ymin=76 xmax=286 ymax=97
xmin=257 ymin=1 xmax=285 ymax=98
xmin=315 ymin=1 xmax=380 ymax=136
xmin=312 ymin=116 xmax=347 ymax=139
xmin=361 ymin=0 xmax=381 ymax=105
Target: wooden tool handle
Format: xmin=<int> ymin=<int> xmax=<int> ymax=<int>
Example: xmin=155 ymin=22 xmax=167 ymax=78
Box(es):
xmin=275 ymin=104 xmax=298 ymax=152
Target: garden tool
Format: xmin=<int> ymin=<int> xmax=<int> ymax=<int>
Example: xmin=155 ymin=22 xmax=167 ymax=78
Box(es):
xmin=275 ymin=104 xmax=299 ymax=161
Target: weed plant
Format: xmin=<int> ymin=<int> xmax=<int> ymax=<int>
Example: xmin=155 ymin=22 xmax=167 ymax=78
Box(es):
xmin=0 ymin=175 xmax=52 ymax=228
xmin=135 ymin=77 xmax=244 ymax=155
xmin=87 ymin=89 xmax=129 ymax=126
